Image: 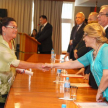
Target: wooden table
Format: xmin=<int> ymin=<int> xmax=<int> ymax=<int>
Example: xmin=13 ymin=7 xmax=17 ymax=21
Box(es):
xmin=5 ymin=54 xmax=97 ymax=108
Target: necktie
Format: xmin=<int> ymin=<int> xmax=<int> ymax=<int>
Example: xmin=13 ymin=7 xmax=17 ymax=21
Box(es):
xmin=41 ymin=25 xmax=44 ymax=31
xmin=73 ymin=25 xmax=79 ymax=40
xmin=69 ymin=25 xmax=79 ymax=54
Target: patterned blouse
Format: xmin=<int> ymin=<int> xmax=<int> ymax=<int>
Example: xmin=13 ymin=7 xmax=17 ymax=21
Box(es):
xmin=0 ymin=35 xmax=20 ymax=103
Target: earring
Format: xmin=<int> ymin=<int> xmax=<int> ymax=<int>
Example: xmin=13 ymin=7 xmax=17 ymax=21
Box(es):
xmin=3 ymin=33 xmax=6 ymax=35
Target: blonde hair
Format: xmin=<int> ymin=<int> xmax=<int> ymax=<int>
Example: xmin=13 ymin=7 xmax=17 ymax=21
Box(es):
xmin=84 ymin=23 xmax=108 ymax=43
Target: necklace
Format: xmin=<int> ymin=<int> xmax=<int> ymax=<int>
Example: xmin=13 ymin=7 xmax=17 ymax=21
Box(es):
xmin=93 ymin=44 xmax=102 ymax=60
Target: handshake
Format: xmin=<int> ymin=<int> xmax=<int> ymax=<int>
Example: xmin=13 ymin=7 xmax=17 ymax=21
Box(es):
xmin=42 ymin=63 xmax=54 ymax=72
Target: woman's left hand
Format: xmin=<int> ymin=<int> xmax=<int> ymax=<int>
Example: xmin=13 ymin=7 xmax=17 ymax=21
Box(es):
xmin=16 ymin=70 xmax=23 ymax=74
xmin=96 ymin=92 xmax=103 ymax=102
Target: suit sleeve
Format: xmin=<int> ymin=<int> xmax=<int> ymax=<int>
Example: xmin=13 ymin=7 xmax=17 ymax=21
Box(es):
xmin=105 ymin=28 xmax=108 ymax=38
xmin=36 ymin=25 xmax=52 ymax=42
xmin=77 ymin=46 xmax=90 ymax=58
xmin=70 ymin=27 xmax=75 ymax=40
xmin=67 ymin=27 xmax=75 ymax=53
xmin=73 ymin=30 xmax=84 ymax=48
xmin=67 ymin=44 xmax=70 ymax=53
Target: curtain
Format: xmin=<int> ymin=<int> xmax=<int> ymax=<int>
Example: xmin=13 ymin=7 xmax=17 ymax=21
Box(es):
xmin=34 ymin=0 xmax=63 ymax=54
xmin=0 ymin=0 xmax=33 ymax=44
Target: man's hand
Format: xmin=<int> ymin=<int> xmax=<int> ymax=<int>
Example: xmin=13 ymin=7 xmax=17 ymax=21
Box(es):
xmin=76 ymin=68 xmax=85 ymax=76
xmin=84 ymin=74 xmax=90 ymax=80
xmin=74 ymin=49 xmax=78 ymax=59
xmin=69 ymin=40 xmax=73 ymax=45
xmin=64 ymin=53 xmax=69 ymax=60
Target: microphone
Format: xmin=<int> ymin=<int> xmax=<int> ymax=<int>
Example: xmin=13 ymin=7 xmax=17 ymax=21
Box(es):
xmin=38 ymin=23 xmax=40 ymax=26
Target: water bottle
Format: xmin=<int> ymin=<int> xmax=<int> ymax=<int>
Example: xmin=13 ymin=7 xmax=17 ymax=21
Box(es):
xmin=61 ymin=58 xmax=67 ymax=74
xmin=51 ymin=48 xmax=55 ymax=63
xmin=56 ymin=69 xmax=61 ymax=83
xmin=61 ymin=58 xmax=64 ymax=63
xmin=61 ymin=104 xmax=66 ymax=108
xmin=64 ymin=77 xmax=70 ymax=99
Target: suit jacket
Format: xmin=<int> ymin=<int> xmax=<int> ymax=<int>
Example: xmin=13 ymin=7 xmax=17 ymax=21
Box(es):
xmin=105 ymin=27 xmax=108 ymax=38
xmin=36 ymin=23 xmax=53 ymax=53
xmin=76 ymin=26 xmax=108 ymax=58
xmin=67 ymin=23 xmax=86 ymax=59
xmin=67 ymin=23 xmax=86 ymax=53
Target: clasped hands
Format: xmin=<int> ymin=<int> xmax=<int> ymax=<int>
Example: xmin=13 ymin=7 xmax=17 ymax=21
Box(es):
xmin=42 ymin=63 xmax=52 ymax=72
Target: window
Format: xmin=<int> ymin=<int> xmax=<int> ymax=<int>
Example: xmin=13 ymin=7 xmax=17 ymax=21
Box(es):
xmin=31 ymin=0 xmax=34 ymax=34
xmin=61 ymin=2 xmax=75 ymax=52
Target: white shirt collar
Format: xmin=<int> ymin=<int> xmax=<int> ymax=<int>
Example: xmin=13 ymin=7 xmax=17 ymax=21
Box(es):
xmin=77 ymin=23 xmax=83 ymax=31
xmin=104 ymin=25 xmax=108 ymax=30
xmin=43 ymin=22 xmax=47 ymax=27
xmin=78 ymin=23 xmax=83 ymax=27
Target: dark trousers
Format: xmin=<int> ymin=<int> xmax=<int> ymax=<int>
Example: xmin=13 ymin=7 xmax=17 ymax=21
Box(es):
xmin=89 ymin=72 xmax=98 ymax=89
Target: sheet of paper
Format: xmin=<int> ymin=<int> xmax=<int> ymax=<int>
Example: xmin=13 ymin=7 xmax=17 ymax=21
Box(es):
xmin=53 ymin=80 xmax=64 ymax=83
xmin=70 ymin=83 xmax=90 ymax=88
xmin=59 ymin=97 xmax=73 ymax=100
xmin=75 ymin=102 xmax=108 ymax=108
xmin=61 ymin=74 xmax=84 ymax=78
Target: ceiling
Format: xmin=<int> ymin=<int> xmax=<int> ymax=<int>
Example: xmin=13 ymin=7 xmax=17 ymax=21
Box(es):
xmin=49 ymin=0 xmax=108 ymax=7
xmin=75 ymin=0 xmax=108 ymax=7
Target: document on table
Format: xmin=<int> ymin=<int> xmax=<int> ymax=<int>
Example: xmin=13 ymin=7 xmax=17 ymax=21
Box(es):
xmin=53 ymin=80 xmax=64 ymax=83
xmin=61 ymin=74 xmax=84 ymax=78
xmin=75 ymin=102 xmax=108 ymax=108
xmin=59 ymin=97 xmax=73 ymax=101
xmin=70 ymin=83 xmax=90 ymax=88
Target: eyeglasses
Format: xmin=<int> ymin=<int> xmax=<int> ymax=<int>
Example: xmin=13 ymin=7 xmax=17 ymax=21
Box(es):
xmin=6 ymin=26 xmax=18 ymax=30
xmin=98 ymin=13 xmax=108 ymax=16
xmin=83 ymin=33 xmax=88 ymax=38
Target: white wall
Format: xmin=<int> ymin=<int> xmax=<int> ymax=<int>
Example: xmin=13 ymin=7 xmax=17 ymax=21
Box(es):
xmin=75 ymin=6 xmax=91 ymax=19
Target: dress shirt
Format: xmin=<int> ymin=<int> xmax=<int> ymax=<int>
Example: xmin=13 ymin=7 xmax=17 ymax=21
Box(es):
xmin=104 ymin=24 xmax=108 ymax=30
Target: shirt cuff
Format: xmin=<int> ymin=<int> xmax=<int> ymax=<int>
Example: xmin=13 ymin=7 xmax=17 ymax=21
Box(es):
xmin=11 ymin=59 xmax=20 ymax=67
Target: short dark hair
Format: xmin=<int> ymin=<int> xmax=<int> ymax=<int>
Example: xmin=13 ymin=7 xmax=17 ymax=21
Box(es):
xmin=0 ymin=17 xmax=16 ymax=35
xmin=33 ymin=29 xmax=37 ymax=32
xmin=40 ymin=15 xmax=47 ymax=20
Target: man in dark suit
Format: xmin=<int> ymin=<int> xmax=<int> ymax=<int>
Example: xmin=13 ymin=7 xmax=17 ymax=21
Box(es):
xmin=75 ymin=12 xmax=99 ymax=89
xmin=36 ymin=15 xmax=53 ymax=54
xmin=74 ymin=12 xmax=98 ymax=59
xmin=98 ymin=5 xmax=108 ymax=38
xmin=64 ymin=12 xmax=86 ymax=60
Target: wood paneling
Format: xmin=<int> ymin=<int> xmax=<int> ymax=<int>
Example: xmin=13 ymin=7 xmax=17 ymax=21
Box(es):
xmin=18 ymin=33 xmax=41 ymax=60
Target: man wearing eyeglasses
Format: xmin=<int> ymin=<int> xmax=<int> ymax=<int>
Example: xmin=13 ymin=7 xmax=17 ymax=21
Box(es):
xmin=98 ymin=5 xmax=108 ymax=38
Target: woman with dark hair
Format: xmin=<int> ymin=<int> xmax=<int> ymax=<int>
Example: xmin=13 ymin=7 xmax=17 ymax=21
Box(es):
xmin=31 ymin=29 xmax=37 ymax=38
xmin=0 ymin=17 xmax=43 ymax=108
